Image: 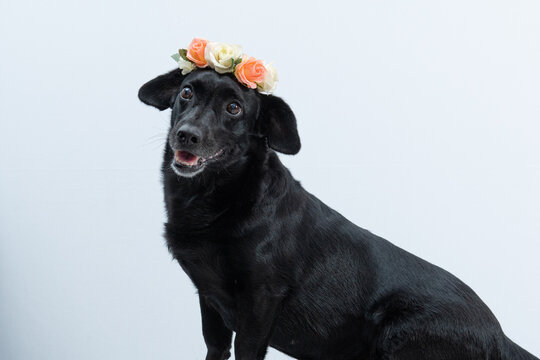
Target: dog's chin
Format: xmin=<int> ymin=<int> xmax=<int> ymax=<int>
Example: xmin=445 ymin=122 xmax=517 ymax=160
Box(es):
xmin=170 ymin=149 xmax=225 ymax=178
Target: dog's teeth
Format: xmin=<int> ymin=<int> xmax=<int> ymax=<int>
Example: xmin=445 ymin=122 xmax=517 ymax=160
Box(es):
xmin=209 ymin=149 xmax=223 ymax=159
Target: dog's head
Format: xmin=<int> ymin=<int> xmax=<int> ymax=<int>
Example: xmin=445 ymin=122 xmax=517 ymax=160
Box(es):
xmin=138 ymin=68 xmax=300 ymax=178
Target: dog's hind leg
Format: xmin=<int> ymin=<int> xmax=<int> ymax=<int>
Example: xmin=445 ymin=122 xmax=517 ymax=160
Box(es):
xmin=385 ymin=343 xmax=480 ymax=360
xmin=371 ymin=331 xmax=492 ymax=360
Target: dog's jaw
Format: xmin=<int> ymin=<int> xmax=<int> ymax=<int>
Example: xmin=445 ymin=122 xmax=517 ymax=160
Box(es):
xmin=170 ymin=160 xmax=206 ymax=178
xmin=170 ymin=148 xmax=225 ymax=178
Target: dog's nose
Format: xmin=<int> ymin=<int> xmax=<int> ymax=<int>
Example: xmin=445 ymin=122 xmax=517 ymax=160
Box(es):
xmin=176 ymin=125 xmax=201 ymax=145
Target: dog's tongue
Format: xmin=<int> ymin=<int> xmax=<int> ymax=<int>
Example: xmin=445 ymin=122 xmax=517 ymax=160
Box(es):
xmin=175 ymin=150 xmax=199 ymax=166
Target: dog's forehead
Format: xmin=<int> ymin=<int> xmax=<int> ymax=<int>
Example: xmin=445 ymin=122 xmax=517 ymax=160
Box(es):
xmin=184 ymin=70 xmax=254 ymax=98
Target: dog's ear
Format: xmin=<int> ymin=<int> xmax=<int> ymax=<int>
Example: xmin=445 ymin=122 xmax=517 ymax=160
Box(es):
xmin=259 ymin=95 xmax=301 ymax=155
xmin=138 ymin=69 xmax=185 ymax=111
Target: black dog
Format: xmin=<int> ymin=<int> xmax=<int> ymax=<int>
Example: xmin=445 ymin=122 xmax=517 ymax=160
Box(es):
xmin=138 ymin=68 xmax=537 ymax=360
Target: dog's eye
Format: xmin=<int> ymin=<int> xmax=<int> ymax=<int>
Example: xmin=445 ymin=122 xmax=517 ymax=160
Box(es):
xmin=226 ymin=102 xmax=241 ymax=115
xmin=180 ymin=87 xmax=193 ymax=100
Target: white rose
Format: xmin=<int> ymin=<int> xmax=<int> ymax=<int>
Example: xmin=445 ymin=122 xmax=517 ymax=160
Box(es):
xmin=257 ymin=62 xmax=278 ymax=94
xmin=177 ymin=57 xmax=195 ymax=75
xmin=204 ymin=42 xmax=243 ymax=74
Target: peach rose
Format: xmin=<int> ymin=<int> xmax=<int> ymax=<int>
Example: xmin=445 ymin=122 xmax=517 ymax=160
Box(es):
xmin=186 ymin=38 xmax=209 ymax=67
xmin=234 ymin=55 xmax=267 ymax=89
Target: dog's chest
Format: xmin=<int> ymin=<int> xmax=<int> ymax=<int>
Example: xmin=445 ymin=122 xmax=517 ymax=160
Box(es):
xmin=163 ymin=185 xmax=256 ymax=330
xmin=181 ymin=250 xmax=239 ymax=328
xmin=176 ymin=246 xmax=233 ymax=289
xmin=169 ymin=231 xmax=240 ymax=327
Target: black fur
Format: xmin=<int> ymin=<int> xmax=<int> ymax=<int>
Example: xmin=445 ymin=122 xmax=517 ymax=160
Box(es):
xmin=139 ymin=68 xmax=537 ymax=360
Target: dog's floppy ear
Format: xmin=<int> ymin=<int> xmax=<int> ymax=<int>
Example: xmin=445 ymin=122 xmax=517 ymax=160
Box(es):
xmin=138 ymin=69 xmax=185 ymax=111
xmin=259 ymin=95 xmax=301 ymax=155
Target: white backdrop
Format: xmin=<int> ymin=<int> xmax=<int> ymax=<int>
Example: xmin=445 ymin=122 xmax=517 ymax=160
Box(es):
xmin=1 ymin=1 xmax=539 ymax=359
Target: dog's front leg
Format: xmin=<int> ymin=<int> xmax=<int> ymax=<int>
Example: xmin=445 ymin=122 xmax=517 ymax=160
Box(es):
xmin=234 ymin=288 xmax=285 ymax=360
xmin=200 ymin=297 xmax=233 ymax=360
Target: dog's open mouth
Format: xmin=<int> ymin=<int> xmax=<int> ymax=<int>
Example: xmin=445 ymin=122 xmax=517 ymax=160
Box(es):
xmin=174 ymin=149 xmax=224 ymax=168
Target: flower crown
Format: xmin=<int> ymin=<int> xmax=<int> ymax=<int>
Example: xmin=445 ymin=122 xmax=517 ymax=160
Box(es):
xmin=171 ymin=38 xmax=278 ymax=94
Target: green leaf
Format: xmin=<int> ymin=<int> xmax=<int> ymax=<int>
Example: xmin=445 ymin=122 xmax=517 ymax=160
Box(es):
xmin=171 ymin=53 xmax=181 ymax=62
xmin=179 ymin=49 xmax=189 ymax=61
xmin=231 ymin=57 xmax=242 ymax=71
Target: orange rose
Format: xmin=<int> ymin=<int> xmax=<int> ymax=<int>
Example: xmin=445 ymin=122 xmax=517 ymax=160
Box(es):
xmin=234 ymin=55 xmax=267 ymax=89
xmin=186 ymin=38 xmax=209 ymax=67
